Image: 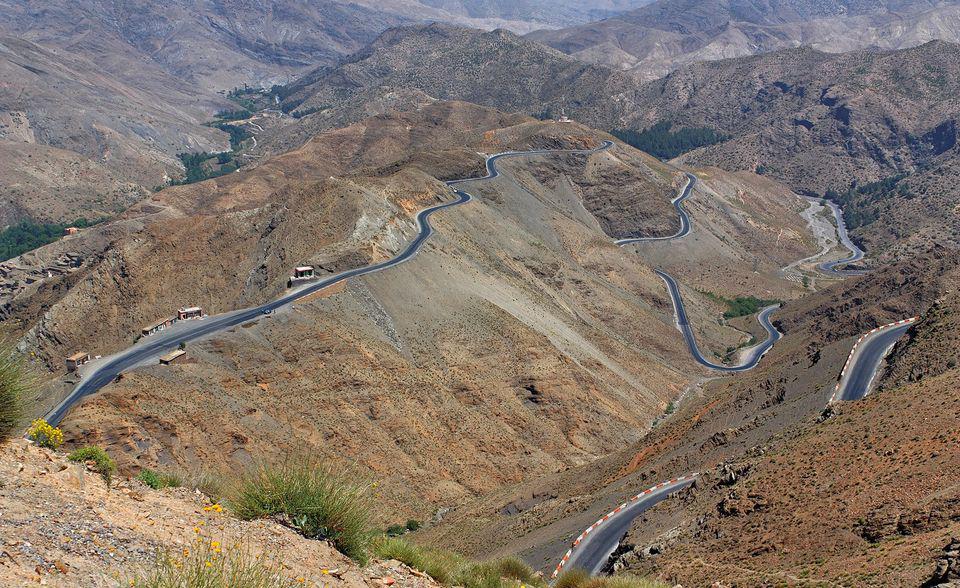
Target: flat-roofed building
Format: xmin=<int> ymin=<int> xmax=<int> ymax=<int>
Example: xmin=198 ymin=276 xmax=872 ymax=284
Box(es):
xmin=65 ymin=351 xmax=90 ymax=372
xmin=141 ymin=316 xmax=175 ymax=337
xmin=177 ymin=307 xmax=203 ymax=320
xmin=293 ymin=266 xmax=315 ymax=280
xmin=159 ymin=349 xmax=186 ymax=365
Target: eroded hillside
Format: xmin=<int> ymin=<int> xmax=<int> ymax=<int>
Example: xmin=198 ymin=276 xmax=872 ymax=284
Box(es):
xmin=2 ymin=100 xmax=815 ymax=522
xmin=418 ymin=249 xmax=960 ymax=586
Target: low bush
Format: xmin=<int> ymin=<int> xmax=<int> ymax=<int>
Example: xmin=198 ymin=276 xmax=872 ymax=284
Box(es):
xmin=228 ymin=458 xmax=371 ymax=564
xmin=0 ymin=344 xmax=29 ymax=439
xmin=372 ymin=537 xmax=547 ymax=588
xmin=555 ymin=569 xmax=592 ymax=588
xmin=67 ymin=445 xmax=116 ymax=484
xmin=137 ymin=468 xmax=183 ymax=490
xmin=555 ymin=568 xmax=669 ymax=588
xmin=27 ymin=418 xmax=63 ymax=449
xmin=128 ymin=538 xmax=286 ymax=588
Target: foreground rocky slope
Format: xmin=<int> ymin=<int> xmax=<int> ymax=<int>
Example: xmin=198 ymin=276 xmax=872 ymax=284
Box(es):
xmin=618 ymin=290 xmax=960 ymax=586
xmin=0 ymin=438 xmax=438 ymax=587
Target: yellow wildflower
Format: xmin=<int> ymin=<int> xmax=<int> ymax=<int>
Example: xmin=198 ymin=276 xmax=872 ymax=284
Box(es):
xmin=205 ymin=561 xmax=212 ymax=568
xmin=193 ymin=527 xmax=201 ymax=534
xmin=27 ymin=419 xmax=64 ymax=449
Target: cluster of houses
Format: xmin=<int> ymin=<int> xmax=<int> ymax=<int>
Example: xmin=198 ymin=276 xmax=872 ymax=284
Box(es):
xmin=66 ymin=262 xmax=318 ymax=373
xmin=140 ymin=306 xmax=204 ymax=337
xmin=65 ymin=306 xmax=205 ymax=372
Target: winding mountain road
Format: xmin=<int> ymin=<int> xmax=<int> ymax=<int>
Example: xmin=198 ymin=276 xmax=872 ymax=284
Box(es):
xmin=551 ymin=167 xmax=784 ymax=581
xmin=656 ymin=270 xmax=781 ymax=373
xmin=43 ymin=141 xmax=614 ymax=428
xmin=614 ymin=172 xmax=781 ymax=373
xmin=814 ymin=197 xmax=868 ymax=276
xmin=615 ymin=173 xmax=695 ymax=244
xmin=552 ymin=476 xmax=698 ymax=579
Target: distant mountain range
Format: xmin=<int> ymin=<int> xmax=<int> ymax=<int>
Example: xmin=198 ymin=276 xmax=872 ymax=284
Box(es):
xmin=528 ymin=0 xmax=960 ymax=79
xmin=0 ymin=0 xmax=655 ymax=224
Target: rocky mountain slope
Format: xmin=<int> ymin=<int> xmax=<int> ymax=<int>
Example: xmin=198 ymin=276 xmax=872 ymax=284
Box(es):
xmin=528 ymin=0 xmax=960 ymax=80
xmin=0 ymin=35 xmax=230 ymax=224
xmin=352 ymin=0 xmax=655 ymax=33
xmin=0 ymin=0 xmax=657 ymax=227
xmin=6 ymin=100 xmax=815 ymax=521
xmin=274 ymin=26 xmax=960 ymax=266
xmin=421 ymin=248 xmax=960 ymax=586
xmin=276 ymin=24 xmax=638 ymax=134
xmin=634 ymin=41 xmax=960 ymax=262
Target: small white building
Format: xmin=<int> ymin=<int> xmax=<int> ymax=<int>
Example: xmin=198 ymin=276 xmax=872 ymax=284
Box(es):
xmin=177 ymin=307 xmax=203 ymax=321
xmin=142 ymin=316 xmax=175 ymax=337
xmin=293 ymin=266 xmax=315 ymax=279
xmin=290 ymin=266 xmax=317 ymax=287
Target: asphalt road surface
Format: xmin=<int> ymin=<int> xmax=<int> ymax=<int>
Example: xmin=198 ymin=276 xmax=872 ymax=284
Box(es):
xmin=612 ymin=170 xmax=780 ymax=373
xmin=44 ymin=141 xmax=614 ymax=427
xmin=656 ymin=270 xmax=781 ymax=373
xmin=815 ymin=198 xmax=868 ymax=276
xmin=834 ymin=321 xmax=915 ymax=402
xmin=558 ymin=477 xmax=697 ymax=577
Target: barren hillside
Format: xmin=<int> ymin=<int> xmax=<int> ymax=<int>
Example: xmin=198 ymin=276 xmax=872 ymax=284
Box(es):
xmin=419 ymin=249 xmax=960 ymax=587
xmin=0 ymin=100 xmax=814 ymax=522
xmin=528 ymin=0 xmax=960 ymax=79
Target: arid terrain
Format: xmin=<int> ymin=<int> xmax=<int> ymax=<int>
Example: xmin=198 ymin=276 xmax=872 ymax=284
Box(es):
xmin=0 ymin=437 xmax=443 ymax=587
xmin=3 ymin=3 xmax=960 ymax=587
xmin=0 ymin=100 xmax=816 ymax=522
xmin=420 ymin=249 xmax=960 ymax=585
xmin=529 ymin=0 xmax=960 ymax=80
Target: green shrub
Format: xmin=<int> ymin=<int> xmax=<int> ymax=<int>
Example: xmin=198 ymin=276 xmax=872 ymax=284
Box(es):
xmin=128 ymin=539 xmax=286 ymax=588
xmin=406 ymin=518 xmax=421 ymax=532
xmin=555 ymin=568 xmax=592 ymax=588
xmin=599 ymin=576 xmax=671 ymax=588
xmin=386 ymin=523 xmax=408 ymax=537
xmin=67 ymin=446 xmax=116 ymax=484
xmin=372 ymin=535 xmax=427 ymax=568
xmin=555 ymin=569 xmax=669 ymax=588
xmin=494 ymin=556 xmax=537 ymax=583
xmin=0 ymin=344 xmax=29 ymax=439
xmin=372 ymin=537 xmax=548 ymax=588
xmin=228 ymin=459 xmax=371 ymax=564
xmin=137 ymin=468 xmax=183 ymax=490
